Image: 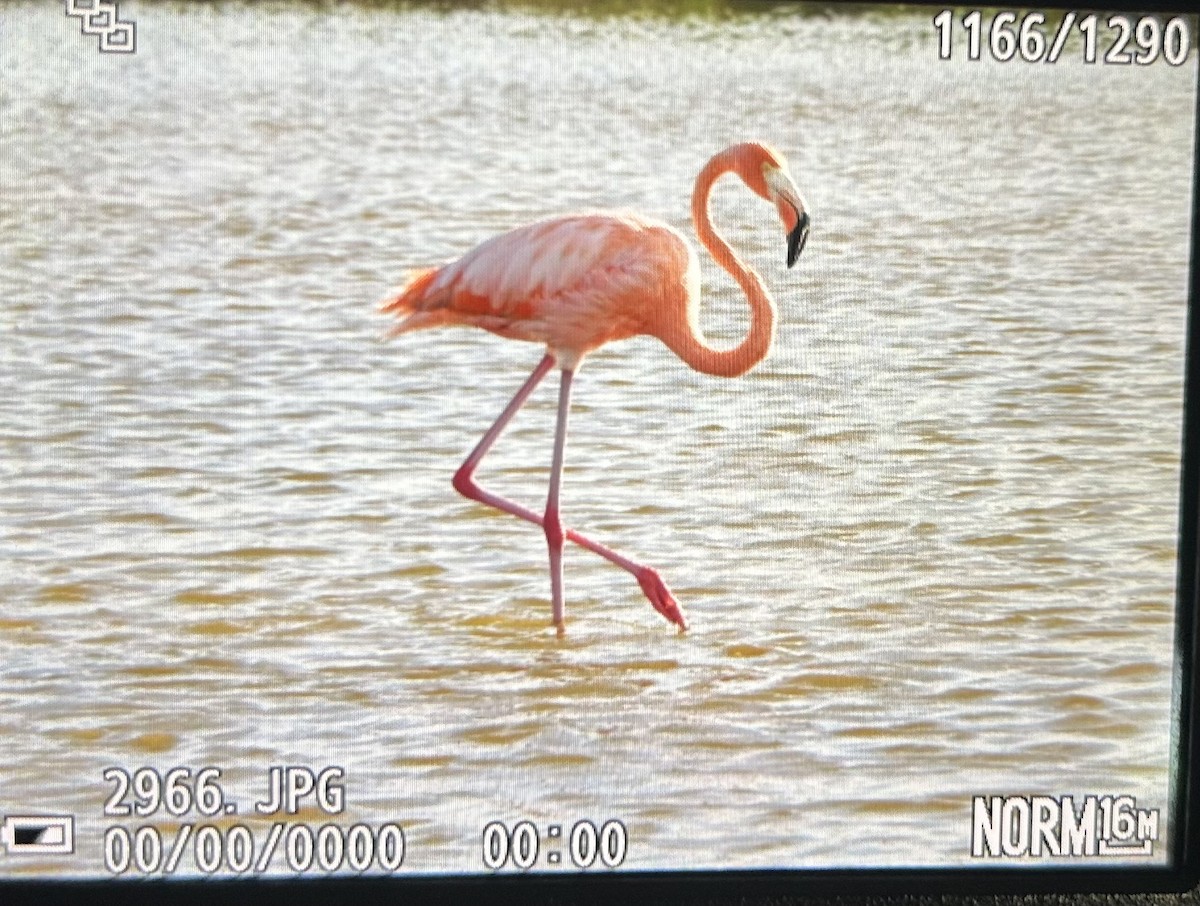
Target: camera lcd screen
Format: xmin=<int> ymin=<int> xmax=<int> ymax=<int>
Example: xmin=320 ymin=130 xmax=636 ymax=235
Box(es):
xmin=1 ymin=0 xmax=1196 ymax=892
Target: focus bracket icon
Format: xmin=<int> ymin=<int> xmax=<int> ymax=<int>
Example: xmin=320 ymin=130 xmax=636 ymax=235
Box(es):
xmin=65 ymin=1 xmax=136 ymax=54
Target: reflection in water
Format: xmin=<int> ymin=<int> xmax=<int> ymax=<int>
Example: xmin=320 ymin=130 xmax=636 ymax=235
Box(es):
xmin=0 ymin=0 xmax=1193 ymax=876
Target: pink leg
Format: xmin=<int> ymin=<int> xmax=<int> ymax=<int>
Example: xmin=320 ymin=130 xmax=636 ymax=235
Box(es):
xmin=452 ymin=354 xmax=687 ymax=631
xmin=545 ymin=369 xmax=572 ymax=633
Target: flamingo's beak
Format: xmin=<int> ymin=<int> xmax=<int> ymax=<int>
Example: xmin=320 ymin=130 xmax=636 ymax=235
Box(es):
xmin=787 ymin=208 xmax=809 ymax=268
xmin=766 ymin=166 xmax=808 ymax=268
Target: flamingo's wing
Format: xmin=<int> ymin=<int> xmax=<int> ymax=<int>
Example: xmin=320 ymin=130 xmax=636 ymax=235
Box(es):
xmin=381 ymin=214 xmax=690 ymax=349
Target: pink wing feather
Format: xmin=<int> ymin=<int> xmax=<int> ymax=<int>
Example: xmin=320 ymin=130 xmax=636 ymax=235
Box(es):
xmin=381 ymin=214 xmax=695 ymax=358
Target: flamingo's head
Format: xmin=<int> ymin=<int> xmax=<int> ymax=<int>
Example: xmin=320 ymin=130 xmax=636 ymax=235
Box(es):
xmin=730 ymin=142 xmax=810 ymax=268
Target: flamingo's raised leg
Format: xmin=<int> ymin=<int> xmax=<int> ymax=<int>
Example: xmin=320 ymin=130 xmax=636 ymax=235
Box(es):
xmin=451 ymin=354 xmax=688 ymax=632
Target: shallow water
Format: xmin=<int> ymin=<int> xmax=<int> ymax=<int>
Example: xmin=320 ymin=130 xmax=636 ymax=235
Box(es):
xmin=0 ymin=1 xmax=1194 ymax=877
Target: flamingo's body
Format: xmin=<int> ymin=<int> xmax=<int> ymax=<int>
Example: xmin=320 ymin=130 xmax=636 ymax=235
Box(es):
xmin=383 ymin=142 xmax=809 ymax=633
xmin=386 ymin=214 xmax=694 ymax=366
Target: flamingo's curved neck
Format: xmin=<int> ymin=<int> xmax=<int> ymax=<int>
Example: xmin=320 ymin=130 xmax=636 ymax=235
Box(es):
xmin=661 ymin=150 xmax=776 ymax=378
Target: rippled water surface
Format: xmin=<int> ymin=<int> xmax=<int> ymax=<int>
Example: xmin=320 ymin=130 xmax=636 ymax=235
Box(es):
xmin=0 ymin=0 xmax=1195 ymax=877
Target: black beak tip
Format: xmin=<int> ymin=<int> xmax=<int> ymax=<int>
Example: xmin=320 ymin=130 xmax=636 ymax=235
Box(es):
xmin=786 ymin=212 xmax=809 ymax=269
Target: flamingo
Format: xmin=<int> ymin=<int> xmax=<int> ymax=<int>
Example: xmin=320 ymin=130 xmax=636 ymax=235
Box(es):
xmin=382 ymin=141 xmax=809 ymax=634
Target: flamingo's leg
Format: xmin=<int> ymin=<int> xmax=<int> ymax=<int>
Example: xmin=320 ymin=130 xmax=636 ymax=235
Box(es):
xmin=544 ymin=368 xmax=572 ymax=634
xmin=452 ymin=354 xmax=687 ymax=631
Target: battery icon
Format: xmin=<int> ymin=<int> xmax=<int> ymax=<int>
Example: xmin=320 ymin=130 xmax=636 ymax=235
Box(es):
xmin=1 ymin=815 xmax=75 ymax=855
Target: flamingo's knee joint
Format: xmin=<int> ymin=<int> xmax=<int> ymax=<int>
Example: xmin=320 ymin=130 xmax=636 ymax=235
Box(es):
xmin=452 ymin=466 xmax=475 ymax=499
xmin=543 ymin=506 xmax=564 ymax=548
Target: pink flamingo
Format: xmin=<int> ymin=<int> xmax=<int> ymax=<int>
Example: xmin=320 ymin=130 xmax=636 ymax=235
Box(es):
xmin=382 ymin=142 xmax=809 ymax=634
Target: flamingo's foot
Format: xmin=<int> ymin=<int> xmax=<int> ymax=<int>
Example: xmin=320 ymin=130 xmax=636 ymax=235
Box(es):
xmin=553 ymin=618 xmax=565 ymax=638
xmin=635 ymin=567 xmax=688 ymax=631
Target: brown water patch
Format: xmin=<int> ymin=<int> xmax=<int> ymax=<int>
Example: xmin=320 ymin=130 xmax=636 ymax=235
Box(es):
xmin=88 ymin=632 xmax=135 ymax=645
xmin=961 ymin=533 xmax=1027 ymax=548
xmin=332 ymin=513 xmax=391 ymax=525
xmin=811 ymin=429 xmax=873 ymax=445
xmin=174 ymin=589 xmax=255 ymax=606
xmin=1055 ymin=694 xmax=1106 ymax=711
xmin=282 ymin=483 xmax=341 ymax=496
xmin=1052 ymin=714 xmax=1140 ymax=737
xmin=281 ymin=471 xmax=336 ymax=483
xmin=616 ymin=659 xmax=680 ymax=671
xmin=305 ymin=616 xmax=363 ymax=632
xmin=463 ymin=612 xmax=549 ymax=631
xmin=37 ymin=583 xmax=90 ymax=603
xmin=188 ymin=619 xmax=244 ymax=636
xmin=521 ymin=753 xmax=595 ymax=767
xmin=632 ymin=805 xmax=677 ymax=820
xmin=847 ymin=799 xmax=914 ymax=815
xmin=108 ymin=512 xmax=180 ymax=526
xmin=724 ymin=644 xmax=770 ymax=658
xmin=1130 ymin=610 xmax=1173 ymax=626
xmin=59 ymin=728 xmax=105 ymax=744
xmin=0 ymin=618 xmax=41 ymax=631
xmin=5 ymin=861 xmax=68 ymax=876
xmin=845 ymin=615 xmax=884 ymax=630
xmin=848 ymin=797 xmax=961 ymax=816
xmin=190 ymin=657 xmax=239 ymax=671
xmin=768 ymin=672 xmax=881 ymax=696
xmin=134 ymin=466 xmax=188 ymax=480
xmin=984 ymin=581 xmax=1044 ymax=593
xmin=546 ymin=679 xmax=639 ymax=698
xmin=459 ymin=724 xmax=540 ymax=746
xmin=882 ymin=742 xmax=944 ymax=757
xmin=412 ymin=828 xmax=458 ymax=848
xmin=1037 ymin=615 xmax=1080 ymax=630
xmin=210 ymin=546 xmax=333 ymax=560
xmin=988 ymin=612 xmax=1031 ymax=627
xmin=694 ymin=737 xmax=782 ymax=751
xmin=837 ymin=725 xmax=890 ymax=739
xmin=1103 ymin=662 xmax=1161 ymax=680
xmin=401 ymin=663 xmax=523 ymax=681
xmin=125 ymin=664 xmax=186 ymax=678
xmin=391 ymin=755 xmax=454 ymax=769
xmin=129 ymin=732 xmax=178 ymax=754
xmin=1043 ymin=381 xmax=1093 ymax=394
xmin=1074 ymin=627 xmax=1139 ymax=640
xmin=630 ymin=503 xmax=672 ymax=516
xmin=385 ymin=563 xmax=447 ymax=579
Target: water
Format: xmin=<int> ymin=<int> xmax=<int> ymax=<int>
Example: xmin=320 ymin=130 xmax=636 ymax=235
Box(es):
xmin=0 ymin=1 xmax=1194 ymax=877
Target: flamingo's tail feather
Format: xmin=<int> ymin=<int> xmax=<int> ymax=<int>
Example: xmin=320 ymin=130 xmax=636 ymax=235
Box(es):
xmin=379 ymin=267 xmax=444 ymax=337
xmin=379 ymin=267 xmax=439 ymax=315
